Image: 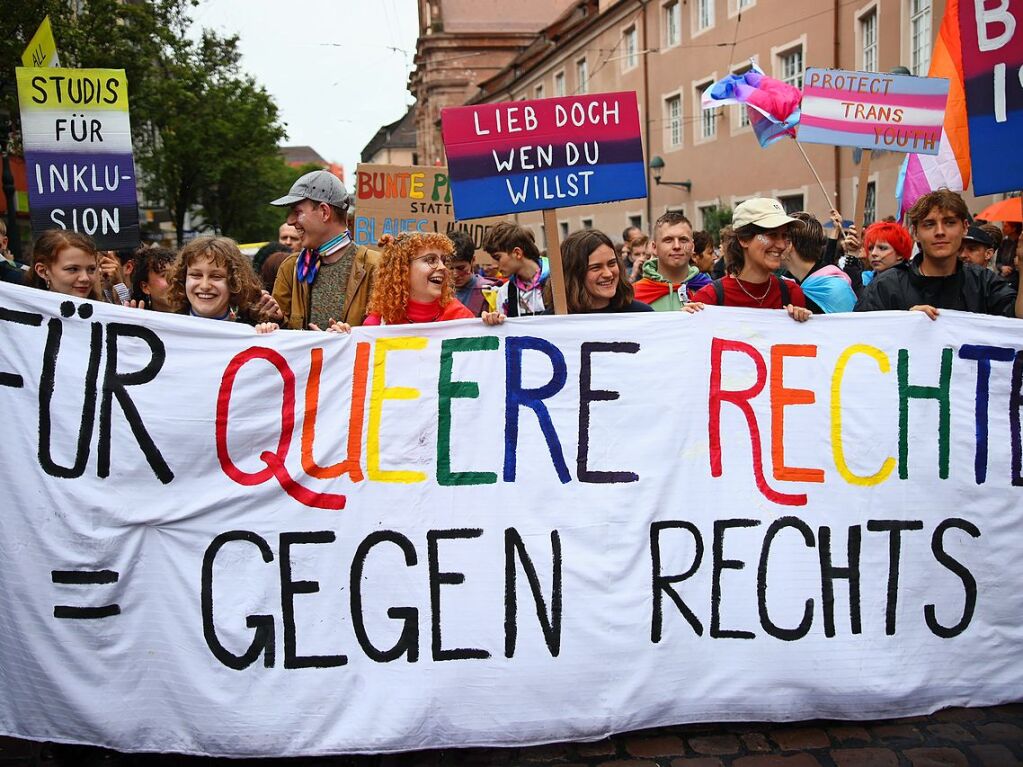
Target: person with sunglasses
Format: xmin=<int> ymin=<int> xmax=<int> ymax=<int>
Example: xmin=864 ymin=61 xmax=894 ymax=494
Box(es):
xmin=362 ymin=232 xmax=475 ymax=326
xmin=689 ymin=198 xmax=812 ymax=322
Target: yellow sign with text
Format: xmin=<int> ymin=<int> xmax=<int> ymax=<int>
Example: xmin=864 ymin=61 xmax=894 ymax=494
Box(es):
xmin=21 ymin=16 xmax=59 ymax=69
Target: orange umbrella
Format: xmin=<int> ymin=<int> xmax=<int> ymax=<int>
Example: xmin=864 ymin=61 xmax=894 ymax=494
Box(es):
xmin=976 ymin=197 xmax=1023 ymax=223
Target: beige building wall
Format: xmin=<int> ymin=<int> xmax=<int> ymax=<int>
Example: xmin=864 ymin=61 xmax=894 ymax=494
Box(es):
xmin=414 ymin=0 xmax=1000 ymax=248
xmin=410 ymin=0 xmax=577 ymax=166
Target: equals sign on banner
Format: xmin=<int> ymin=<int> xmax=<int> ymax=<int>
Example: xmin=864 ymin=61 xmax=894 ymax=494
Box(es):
xmin=51 ymin=569 xmax=121 ymax=619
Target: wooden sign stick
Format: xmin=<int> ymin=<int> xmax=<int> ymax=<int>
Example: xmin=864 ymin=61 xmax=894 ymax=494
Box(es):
xmin=853 ymin=149 xmax=873 ymax=232
xmin=542 ymin=209 xmax=568 ymax=316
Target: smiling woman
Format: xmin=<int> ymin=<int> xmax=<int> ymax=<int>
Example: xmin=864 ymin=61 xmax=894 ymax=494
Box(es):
xmin=690 ymin=198 xmax=811 ymax=322
xmin=557 ymin=229 xmax=652 ymax=314
xmin=28 ymin=230 xmax=102 ymax=300
xmin=363 ymin=232 xmax=475 ymax=325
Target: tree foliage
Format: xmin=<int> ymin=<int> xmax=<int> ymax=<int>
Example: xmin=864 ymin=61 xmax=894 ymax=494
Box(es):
xmin=0 ymin=0 xmax=289 ymax=245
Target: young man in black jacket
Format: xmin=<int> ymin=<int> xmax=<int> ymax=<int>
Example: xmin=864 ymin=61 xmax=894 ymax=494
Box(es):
xmin=855 ymin=189 xmax=1022 ymax=319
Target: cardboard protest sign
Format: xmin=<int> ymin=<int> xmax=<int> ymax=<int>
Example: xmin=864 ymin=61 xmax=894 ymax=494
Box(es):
xmin=441 ymin=92 xmax=647 ymax=220
xmin=2 ymin=281 xmax=1022 ymax=756
xmin=799 ymin=68 xmax=949 ymax=155
xmin=16 ymin=68 xmax=141 ymax=250
xmin=958 ymin=0 xmax=1023 ymax=195
xmin=353 ymin=163 xmax=499 ymax=253
xmin=21 ymin=15 xmax=59 ymax=68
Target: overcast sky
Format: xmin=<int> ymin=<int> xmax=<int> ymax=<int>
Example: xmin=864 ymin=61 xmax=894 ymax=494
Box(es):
xmin=187 ymin=0 xmax=420 ymax=185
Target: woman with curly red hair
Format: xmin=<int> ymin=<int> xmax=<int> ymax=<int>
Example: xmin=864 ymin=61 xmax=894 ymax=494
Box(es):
xmin=363 ymin=232 xmax=474 ymax=325
xmin=860 ymin=221 xmax=914 ymax=286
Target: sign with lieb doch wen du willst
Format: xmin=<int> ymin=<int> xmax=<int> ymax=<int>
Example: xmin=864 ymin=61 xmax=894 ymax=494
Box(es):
xmin=798 ymin=67 xmax=949 ymax=155
xmin=441 ymin=91 xmax=648 ymax=220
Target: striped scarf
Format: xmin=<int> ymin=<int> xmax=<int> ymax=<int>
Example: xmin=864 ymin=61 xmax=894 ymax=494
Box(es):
xmin=296 ymin=231 xmax=352 ymax=284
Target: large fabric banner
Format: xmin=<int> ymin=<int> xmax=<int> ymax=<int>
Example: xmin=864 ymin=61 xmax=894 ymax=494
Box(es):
xmin=0 ymin=282 xmax=1021 ymax=757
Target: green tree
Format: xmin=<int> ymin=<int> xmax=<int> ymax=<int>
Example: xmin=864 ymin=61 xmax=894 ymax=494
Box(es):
xmin=701 ymin=207 xmax=733 ymax=244
xmin=1 ymin=1 xmax=289 ymax=246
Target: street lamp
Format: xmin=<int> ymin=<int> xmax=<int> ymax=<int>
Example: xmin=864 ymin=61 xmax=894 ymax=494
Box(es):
xmin=649 ymin=155 xmax=692 ymax=192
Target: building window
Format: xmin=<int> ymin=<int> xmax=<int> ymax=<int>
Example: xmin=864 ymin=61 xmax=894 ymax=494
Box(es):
xmin=738 ymin=0 xmax=755 ymax=8
xmin=695 ymin=0 xmax=714 ymax=32
xmin=860 ymin=8 xmax=878 ymax=72
xmin=663 ymin=1 xmax=681 ymax=48
xmin=581 ymin=217 xmax=594 ymax=230
xmin=778 ymin=194 xmax=804 ymax=214
xmin=664 ymin=94 xmax=683 ymax=149
xmin=699 ymin=205 xmax=718 ymax=229
xmin=554 ymin=71 xmax=566 ymax=97
xmin=778 ymin=46 xmax=804 ymax=88
xmin=910 ymin=0 xmax=932 ymax=75
xmin=559 ymin=221 xmax=569 ymax=239
xmin=623 ymin=25 xmax=638 ymax=70
xmin=535 ymin=83 xmax=545 ymax=99
xmin=864 ymin=181 xmax=877 ymax=225
xmin=628 ymin=214 xmax=643 ymax=230
xmin=696 ymin=82 xmax=716 ymax=140
xmin=576 ymin=58 xmax=588 ymax=94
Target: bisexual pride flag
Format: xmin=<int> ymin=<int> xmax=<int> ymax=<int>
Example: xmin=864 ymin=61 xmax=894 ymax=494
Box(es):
xmin=16 ymin=68 xmax=140 ymax=249
xmin=441 ymin=92 xmax=647 ymax=220
xmin=701 ymin=63 xmax=802 ymax=148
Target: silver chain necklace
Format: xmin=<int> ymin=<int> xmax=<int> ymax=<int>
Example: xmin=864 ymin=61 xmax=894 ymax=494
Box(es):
xmin=735 ymin=275 xmax=772 ymax=304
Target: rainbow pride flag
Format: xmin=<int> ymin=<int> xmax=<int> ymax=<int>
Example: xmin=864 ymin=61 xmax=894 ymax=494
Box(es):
xmin=898 ymin=0 xmax=970 ymax=216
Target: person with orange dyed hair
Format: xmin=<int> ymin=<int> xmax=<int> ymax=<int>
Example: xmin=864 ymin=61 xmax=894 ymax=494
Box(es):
xmin=861 ymin=220 xmax=914 ymax=287
xmin=363 ymin=232 xmax=475 ymax=325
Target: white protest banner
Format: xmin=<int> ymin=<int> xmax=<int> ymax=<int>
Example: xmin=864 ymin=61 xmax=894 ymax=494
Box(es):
xmin=0 ymin=282 xmax=1021 ymax=757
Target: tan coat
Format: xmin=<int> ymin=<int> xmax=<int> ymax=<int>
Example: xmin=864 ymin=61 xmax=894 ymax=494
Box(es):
xmin=272 ymin=244 xmax=380 ymax=329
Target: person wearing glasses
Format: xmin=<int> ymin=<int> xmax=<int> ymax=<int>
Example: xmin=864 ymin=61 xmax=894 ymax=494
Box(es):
xmin=362 ymin=232 xmax=475 ymax=326
xmin=688 ymin=198 xmax=812 ymax=322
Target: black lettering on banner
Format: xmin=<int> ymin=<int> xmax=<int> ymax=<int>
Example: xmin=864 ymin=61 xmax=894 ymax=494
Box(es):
xmin=280 ymin=531 xmax=347 ymax=669
xmin=819 ymin=525 xmax=863 ymax=637
xmin=867 ymin=519 xmax=924 ymax=635
xmin=758 ymin=517 xmax=815 ymax=641
xmin=0 ymin=306 xmax=43 ymax=389
xmin=428 ymin=528 xmax=490 ymax=661
xmin=650 ymin=521 xmax=704 ymax=641
xmin=38 ymin=318 xmax=102 ymax=478
xmin=350 ymin=531 xmax=420 ymax=663
xmin=201 ymin=531 xmax=276 ymax=670
xmin=925 ymin=518 xmax=981 ymax=638
xmin=711 ymin=519 xmax=760 ymax=639
xmin=98 ymin=323 xmax=173 ymax=483
xmin=504 ymin=527 xmax=562 ymax=658
xmin=577 ymin=341 xmax=640 ymax=483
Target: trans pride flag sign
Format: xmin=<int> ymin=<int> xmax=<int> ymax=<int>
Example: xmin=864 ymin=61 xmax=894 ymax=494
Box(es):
xmin=16 ymin=68 xmax=140 ymax=249
xmin=441 ymin=92 xmax=647 ymax=220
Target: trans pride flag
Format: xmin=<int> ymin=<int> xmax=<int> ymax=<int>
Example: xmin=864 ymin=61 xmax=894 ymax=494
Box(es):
xmin=700 ymin=63 xmax=801 ymax=147
xmin=897 ymin=0 xmax=971 ymax=215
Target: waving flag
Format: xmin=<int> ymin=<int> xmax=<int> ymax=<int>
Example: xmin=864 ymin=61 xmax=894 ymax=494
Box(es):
xmin=701 ymin=63 xmax=802 ymax=147
xmin=898 ymin=0 xmax=970 ymax=216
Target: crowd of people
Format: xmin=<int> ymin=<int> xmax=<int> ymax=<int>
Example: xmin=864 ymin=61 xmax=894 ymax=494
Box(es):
xmin=2 ymin=169 xmax=1021 ymax=334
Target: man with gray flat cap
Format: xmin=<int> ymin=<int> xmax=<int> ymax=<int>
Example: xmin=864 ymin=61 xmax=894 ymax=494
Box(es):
xmin=270 ymin=170 xmax=380 ymax=329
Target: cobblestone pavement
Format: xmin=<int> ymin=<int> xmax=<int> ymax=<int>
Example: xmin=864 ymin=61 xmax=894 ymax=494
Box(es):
xmin=1 ymin=704 xmax=1019 ymax=766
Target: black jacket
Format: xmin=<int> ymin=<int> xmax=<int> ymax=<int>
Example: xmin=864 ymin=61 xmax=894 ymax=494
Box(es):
xmin=854 ymin=255 xmax=1018 ymax=317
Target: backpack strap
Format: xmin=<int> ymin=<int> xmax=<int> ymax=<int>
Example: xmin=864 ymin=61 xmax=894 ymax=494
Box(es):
xmin=508 ymin=279 xmax=520 ymax=318
xmin=778 ymin=276 xmax=791 ymax=306
xmin=711 ymin=278 xmax=725 ymax=306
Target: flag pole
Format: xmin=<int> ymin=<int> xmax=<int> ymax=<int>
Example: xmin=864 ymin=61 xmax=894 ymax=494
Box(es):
xmin=794 ymin=141 xmax=835 ymax=210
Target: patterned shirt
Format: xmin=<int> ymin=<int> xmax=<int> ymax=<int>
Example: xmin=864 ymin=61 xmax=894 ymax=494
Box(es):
xmin=308 ymin=243 xmax=356 ymax=329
